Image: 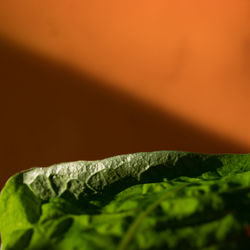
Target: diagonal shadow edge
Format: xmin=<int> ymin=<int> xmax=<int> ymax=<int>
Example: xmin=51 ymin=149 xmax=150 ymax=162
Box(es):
xmin=0 ymin=36 xmax=249 ymax=188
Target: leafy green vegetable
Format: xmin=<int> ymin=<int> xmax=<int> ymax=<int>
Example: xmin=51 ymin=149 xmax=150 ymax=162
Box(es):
xmin=0 ymin=151 xmax=250 ymax=249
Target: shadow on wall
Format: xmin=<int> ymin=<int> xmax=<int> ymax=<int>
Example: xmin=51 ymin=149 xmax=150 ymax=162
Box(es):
xmin=0 ymin=37 xmax=248 ymax=188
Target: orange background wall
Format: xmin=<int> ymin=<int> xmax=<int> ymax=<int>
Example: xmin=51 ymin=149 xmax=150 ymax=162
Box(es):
xmin=0 ymin=1 xmax=249 ymax=188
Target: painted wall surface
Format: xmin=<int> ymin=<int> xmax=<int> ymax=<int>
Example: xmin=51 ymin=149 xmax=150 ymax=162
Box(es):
xmin=0 ymin=1 xmax=249 ymax=187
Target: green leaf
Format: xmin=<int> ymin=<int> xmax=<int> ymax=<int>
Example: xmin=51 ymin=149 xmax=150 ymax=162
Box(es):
xmin=0 ymin=151 xmax=250 ymax=249
xmin=5 ymin=228 xmax=33 ymax=250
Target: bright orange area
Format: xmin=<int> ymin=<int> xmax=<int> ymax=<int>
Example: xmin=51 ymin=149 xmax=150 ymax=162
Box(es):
xmin=0 ymin=1 xmax=249 ymax=186
xmin=0 ymin=1 xmax=249 ymax=144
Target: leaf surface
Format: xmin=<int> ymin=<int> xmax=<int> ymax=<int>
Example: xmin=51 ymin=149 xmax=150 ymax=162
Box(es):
xmin=0 ymin=151 xmax=250 ymax=249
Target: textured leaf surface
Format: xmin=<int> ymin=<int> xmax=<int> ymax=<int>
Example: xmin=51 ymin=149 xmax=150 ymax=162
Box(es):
xmin=0 ymin=151 xmax=250 ymax=249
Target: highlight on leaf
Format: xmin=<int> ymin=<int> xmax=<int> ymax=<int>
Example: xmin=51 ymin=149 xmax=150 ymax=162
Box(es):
xmin=0 ymin=151 xmax=250 ymax=249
